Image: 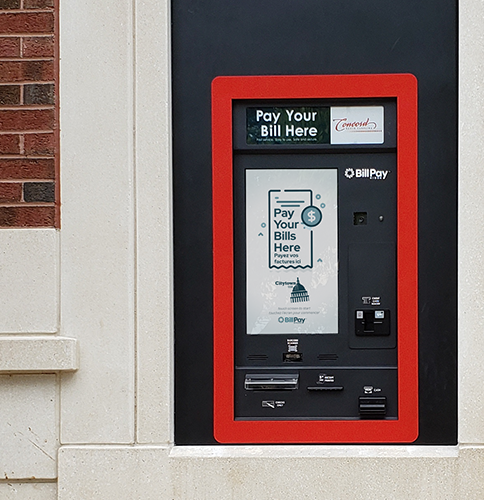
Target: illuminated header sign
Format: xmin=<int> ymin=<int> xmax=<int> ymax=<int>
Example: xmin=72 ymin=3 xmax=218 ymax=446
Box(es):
xmin=246 ymin=107 xmax=330 ymax=145
xmin=246 ymin=106 xmax=384 ymax=145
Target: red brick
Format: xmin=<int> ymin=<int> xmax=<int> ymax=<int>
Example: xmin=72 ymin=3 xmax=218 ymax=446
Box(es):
xmin=0 ymin=61 xmax=22 ymax=81
xmin=0 ymin=13 xmax=54 ymax=35
xmin=0 ymin=60 xmax=54 ymax=82
xmin=0 ymin=133 xmax=19 ymax=154
xmin=22 ymin=35 xmax=53 ymax=57
xmin=0 ymin=158 xmax=54 ymax=179
xmin=23 ymin=180 xmax=54 ymax=201
xmin=0 ymin=37 xmax=20 ymax=57
xmin=24 ymin=83 xmax=54 ymax=104
xmin=0 ymin=109 xmax=54 ymax=131
xmin=0 ymin=182 xmax=21 ymax=201
xmin=0 ymin=205 xmax=55 ymax=226
xmin=0 ymin=85 xmax=20 ymax=105
xmin=24 ymin=0 xmax=54 ymax=8
xmin=24 ymin=132 xmax=53 ymax=155
xmin=0 ymin=0 xmax=20 ymax=9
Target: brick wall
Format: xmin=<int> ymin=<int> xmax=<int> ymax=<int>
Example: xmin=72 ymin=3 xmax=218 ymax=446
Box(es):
xmin=0 ymin=0 xmax=58 ymax=227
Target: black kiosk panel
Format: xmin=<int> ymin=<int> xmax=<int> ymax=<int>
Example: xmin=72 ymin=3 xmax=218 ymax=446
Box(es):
xmin=173 ymin=0 xmax=457 ymax=444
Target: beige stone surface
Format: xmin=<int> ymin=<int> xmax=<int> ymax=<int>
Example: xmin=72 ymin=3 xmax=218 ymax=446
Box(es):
xmin=459 ymin=0 xmax=484 ymax=443
xmin=51 ymin=0 xmax=484 ymax=496
xmin=0 ymin=376 xmax=57 ymax=479
xmin=0 ymin=483 xmax=56 ymax=500
xmin=59 ymin=0 xmax=135 ymax=444
xmin=135 ymin=0 xmax=173 ymax=445
xmin=58 ymin=446 xmax=484 ymax=500
xmin=0 ymin=337 xmax=78 ymax=372
xmin=0 ymin=230 xmax=58 ymax=334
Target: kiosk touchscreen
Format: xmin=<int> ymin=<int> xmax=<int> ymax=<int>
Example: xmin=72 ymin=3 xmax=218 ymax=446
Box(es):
xmin=212 ymin=74 xmax=418 ymax=443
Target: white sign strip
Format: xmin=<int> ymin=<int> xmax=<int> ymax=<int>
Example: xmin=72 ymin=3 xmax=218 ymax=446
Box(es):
xmin=330 ymin=106 xmax=384 ymax=145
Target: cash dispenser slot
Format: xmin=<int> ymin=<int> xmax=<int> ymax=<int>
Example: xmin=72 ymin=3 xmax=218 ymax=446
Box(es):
xmin=359 ymin=396 xmax=387 ymax=418
xmin=244 ymin=373 xmax=299 ymax=391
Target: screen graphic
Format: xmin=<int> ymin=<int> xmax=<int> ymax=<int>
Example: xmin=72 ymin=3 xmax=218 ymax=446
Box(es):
xmin=246 ymin=169 xmax=338 ymax=334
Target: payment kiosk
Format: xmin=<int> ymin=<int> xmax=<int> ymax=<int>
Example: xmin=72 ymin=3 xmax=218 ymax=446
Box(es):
xmin=213 ymin=74 xmax=418 ymax=443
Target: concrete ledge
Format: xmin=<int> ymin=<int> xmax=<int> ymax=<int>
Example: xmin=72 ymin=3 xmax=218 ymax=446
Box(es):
xmin=57 ymin=445 xmax=484 ymax=499
xmin=0 ymin=336 xmax=79 ymax=372
xmin=169 ymin=445 xmax=460 ymax=459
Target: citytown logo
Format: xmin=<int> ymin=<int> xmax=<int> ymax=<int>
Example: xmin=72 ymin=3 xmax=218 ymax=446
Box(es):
xmin=333 ymin=117 xmax=380 ymax=132
xmin=344 ymin=168 xmax=390 ymax=180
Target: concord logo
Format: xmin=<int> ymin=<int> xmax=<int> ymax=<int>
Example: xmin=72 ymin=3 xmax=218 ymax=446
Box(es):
xmin=344 ymin=168 xmax=389 ymax=180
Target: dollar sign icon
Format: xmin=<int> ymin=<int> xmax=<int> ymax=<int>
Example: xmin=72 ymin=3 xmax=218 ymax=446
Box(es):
xmin=302 ymin=205 xmax=322 ymax=227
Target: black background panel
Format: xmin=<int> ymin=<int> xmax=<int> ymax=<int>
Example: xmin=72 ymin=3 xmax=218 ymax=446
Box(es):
xmin=173 ymin=0 xmax=457 ymax=444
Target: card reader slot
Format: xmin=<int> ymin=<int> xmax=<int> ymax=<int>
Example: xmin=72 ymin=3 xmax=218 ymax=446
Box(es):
xmin=244 ymin=373 xmax=299 ymax=391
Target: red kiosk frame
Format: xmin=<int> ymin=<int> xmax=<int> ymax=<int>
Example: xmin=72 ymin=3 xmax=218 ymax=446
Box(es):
xmin=212 ymin=74 xmax=418 ymax=443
